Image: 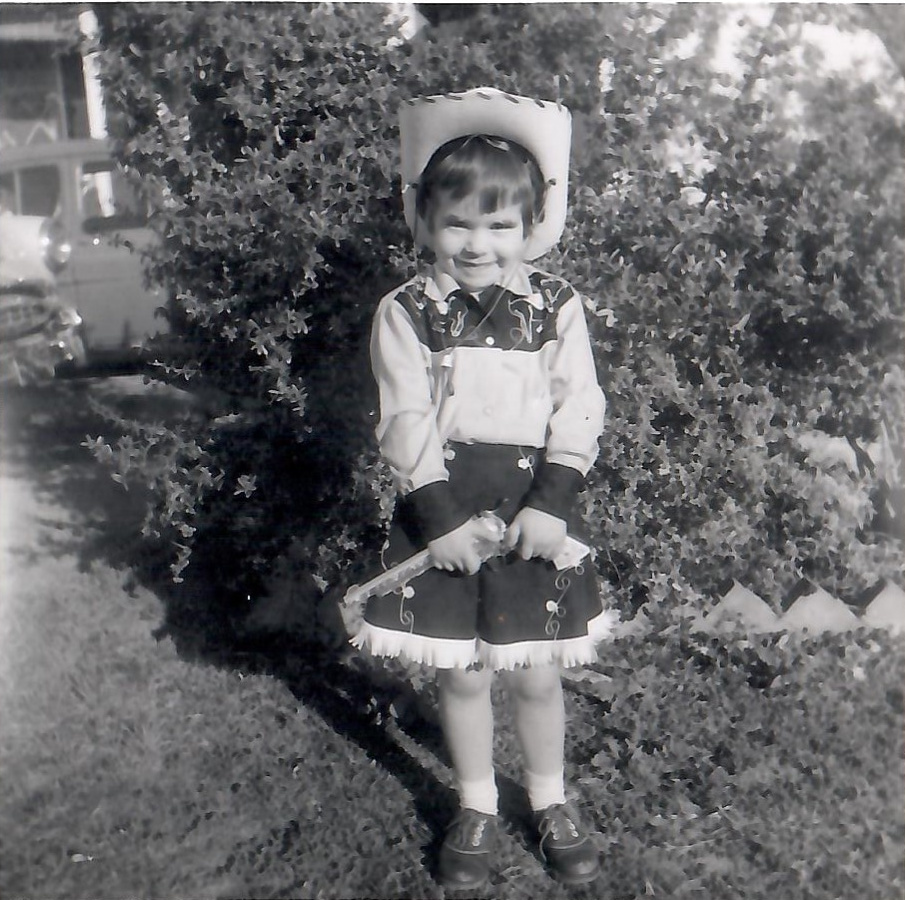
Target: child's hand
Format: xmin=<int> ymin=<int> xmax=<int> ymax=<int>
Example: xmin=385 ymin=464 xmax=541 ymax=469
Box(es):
xmin=428 ymin=518 xmax=486 ymax=575
xmin=503 ymin=507 xmax=567 ymax=562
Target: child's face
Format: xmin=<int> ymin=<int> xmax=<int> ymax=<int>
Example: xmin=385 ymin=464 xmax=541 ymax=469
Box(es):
xmin=424 ymin=190 xmax=531 ymax=293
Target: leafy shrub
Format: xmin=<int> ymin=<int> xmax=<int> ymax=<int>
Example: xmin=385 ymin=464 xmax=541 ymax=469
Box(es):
xmin=86 ymin=3 xmax=903 ymax=620
xmin=565 ymin=626 xmax=905 ymax=900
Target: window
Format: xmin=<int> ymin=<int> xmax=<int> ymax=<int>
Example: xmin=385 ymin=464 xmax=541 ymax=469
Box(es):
xmin=1 ymin=166 xmax=62 ymax=217
xmin=79 ymin=160 xmax=147 ymax=233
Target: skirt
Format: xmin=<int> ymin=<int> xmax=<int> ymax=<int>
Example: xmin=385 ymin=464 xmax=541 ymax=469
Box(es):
xmin=350 ymin=442 xmax=615 ymax=670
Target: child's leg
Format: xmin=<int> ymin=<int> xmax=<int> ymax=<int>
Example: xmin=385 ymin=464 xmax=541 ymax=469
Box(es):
xmin=503 ymin=663 xmax=600 ymax=884
xmin=437 ymin=666 xmax=498 ymax=814
xmin=502 ymin=664 xmax=566 ymax=810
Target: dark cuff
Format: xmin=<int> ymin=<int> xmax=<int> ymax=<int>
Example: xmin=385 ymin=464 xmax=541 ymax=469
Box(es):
xmin=522 ymin=462 xmax=585 ymax=522
xmin=404 ymin=480 xmax=471 ymax=543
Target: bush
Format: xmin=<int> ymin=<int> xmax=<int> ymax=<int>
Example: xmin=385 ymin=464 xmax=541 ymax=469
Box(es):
xmin=87 ymin=3 xmax=903 ymax=619
xmin=566 ymin=626 xmax=905 ymax=900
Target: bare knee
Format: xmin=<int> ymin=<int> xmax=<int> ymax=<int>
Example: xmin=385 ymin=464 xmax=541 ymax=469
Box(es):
xmin=504 ymin=664 xmax=563 ymax=705
xmin=439 ymin=666 xmax=494 ymax=701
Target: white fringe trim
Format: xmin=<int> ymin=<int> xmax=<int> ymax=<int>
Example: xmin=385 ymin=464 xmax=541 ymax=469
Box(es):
xmin=479 ymin=608 xmax=619 ymax=671
xmin=350 ymin=622 xmax=478 ymax=669
xmin=350 ymin=608 xmax=619 ymax=671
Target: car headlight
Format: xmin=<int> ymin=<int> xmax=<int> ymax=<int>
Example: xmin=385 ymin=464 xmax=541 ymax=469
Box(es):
xmin=54 ymin=306 xmax=82 ymax=329
xmin=39 ymin=218 xmax=72 ymax=273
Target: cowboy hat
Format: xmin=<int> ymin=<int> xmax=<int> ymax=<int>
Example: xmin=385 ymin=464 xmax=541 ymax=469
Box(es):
xmin=400 ymin=87 xmax=572 ymax=260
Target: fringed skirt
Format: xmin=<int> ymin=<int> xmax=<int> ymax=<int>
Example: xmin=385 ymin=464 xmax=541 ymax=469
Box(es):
xmin=350 ymin=442 xmax=615 ymax=670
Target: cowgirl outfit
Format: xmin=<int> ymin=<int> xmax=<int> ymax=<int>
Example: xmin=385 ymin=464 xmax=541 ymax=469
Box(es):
xmin=352 ymin=86 xmax=607 ymax=889
xmin=350 ymin=262 xmax=612 ymax=670
xmin=350 ymin=87 xmax=613 ymax=672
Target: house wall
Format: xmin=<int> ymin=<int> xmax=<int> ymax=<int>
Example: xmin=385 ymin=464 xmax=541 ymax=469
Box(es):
xmin=0 ymin=13 xmax=90 ymax=150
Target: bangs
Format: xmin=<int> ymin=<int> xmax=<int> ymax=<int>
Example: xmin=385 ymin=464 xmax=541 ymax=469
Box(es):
xmin=417 ymin=135 xmax=546 ymax=228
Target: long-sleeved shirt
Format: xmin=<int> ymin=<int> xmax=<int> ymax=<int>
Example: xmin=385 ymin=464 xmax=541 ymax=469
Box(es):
xmin=370 ymin=263 xmax=606 ymax=541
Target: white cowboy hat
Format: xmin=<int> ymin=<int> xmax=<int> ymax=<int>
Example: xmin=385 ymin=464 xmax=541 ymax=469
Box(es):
xmin=399 ymin=87 xmax=572 ymax=261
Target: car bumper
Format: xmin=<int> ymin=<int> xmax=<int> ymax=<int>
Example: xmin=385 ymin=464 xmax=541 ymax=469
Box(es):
xmin=0 ymin=288 xmax=86 ymax=386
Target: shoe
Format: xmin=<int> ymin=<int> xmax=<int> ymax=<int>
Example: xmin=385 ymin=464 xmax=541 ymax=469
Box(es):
xmin=437 ymin=808 xmax=498 ymax=890
xmin=534 ymin=801 xmax=600 ymax=884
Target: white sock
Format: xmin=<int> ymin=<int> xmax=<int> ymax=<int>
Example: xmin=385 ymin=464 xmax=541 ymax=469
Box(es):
xmin=524 ymin=769 xmax=566 ymax=812
xmin=457 ymin=773 xmax=499 ymax=816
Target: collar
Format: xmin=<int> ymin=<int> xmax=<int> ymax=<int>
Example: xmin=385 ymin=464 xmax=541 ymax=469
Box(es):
xmin=423 ymin=265 xmax=544 ymax=310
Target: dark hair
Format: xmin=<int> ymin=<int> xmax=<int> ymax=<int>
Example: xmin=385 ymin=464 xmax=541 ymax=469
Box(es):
xmin=415 ymin=134 xmax=547 ymax=232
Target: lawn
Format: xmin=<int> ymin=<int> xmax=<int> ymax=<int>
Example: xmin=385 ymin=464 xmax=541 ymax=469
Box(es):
xmin=1 ymin=380 xmax=903 ymax=900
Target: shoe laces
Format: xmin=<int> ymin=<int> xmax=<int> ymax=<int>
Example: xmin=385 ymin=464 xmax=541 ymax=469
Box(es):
xmin=538 ymin=804 xmax=581 ymax=859
xmin=449 ymin=809 xmax=492 ymax=849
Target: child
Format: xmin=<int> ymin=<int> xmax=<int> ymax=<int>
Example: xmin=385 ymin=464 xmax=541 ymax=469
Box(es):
xmin=351 ymin=87 xmax=613 ymax=889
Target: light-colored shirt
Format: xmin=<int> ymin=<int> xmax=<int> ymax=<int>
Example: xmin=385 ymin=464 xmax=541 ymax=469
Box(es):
xmin=370 ymin=264 xmax=606 ymax=500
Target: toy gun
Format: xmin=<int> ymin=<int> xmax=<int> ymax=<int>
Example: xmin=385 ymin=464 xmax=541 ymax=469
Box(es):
xmin=342 ymin=511 xmax=591 ymax=612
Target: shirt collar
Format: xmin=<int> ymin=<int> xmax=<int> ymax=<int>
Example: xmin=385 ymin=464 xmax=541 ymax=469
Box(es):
xmin=423 ymin=264 xmax=543 ymax=309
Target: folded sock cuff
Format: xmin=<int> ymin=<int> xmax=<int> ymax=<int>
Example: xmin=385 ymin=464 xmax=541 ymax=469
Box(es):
xmin=524 ymin=769 xmax=566 ymax=812
xmin=457 ymin=773 xmax=499 ymax=816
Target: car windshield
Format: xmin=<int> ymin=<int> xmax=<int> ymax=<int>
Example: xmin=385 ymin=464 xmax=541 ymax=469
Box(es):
xmin=79 ymin=160 xmax=147 ymax=233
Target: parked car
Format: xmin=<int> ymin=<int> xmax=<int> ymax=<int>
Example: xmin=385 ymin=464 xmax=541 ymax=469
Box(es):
xmin=0 ymin=208 xmax=86 ymax=385
xmin=0 ymin=138 xmax=165 ymax=366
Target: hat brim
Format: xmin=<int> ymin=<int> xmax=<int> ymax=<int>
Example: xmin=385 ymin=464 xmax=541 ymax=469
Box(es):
xmin=400 ymin=88 xmax=571 ymax=261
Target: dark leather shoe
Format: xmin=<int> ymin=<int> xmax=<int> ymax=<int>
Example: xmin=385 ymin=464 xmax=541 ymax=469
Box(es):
xmin=437 ymin=808 xmax=498 ymax=890
xmin=534 ymin=801 xmax=600 ymax=884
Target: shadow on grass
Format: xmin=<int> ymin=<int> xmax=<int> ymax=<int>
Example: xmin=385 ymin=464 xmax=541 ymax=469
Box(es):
xmin=1 ymin=379 xmax=169 ymax=574
xmin=0 ymin=378 xmax=540 ymax=875
xmin=266 ymin=637 xmax=536 ymax=842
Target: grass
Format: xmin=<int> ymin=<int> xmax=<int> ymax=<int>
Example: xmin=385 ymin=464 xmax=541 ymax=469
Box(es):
xmin=1 ymin=379 xmax=903 ymax=900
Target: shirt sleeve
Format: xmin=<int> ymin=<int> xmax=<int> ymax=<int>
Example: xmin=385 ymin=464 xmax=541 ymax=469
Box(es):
xmin=370 ymin=293 xmax=470 ymax=541
xmin=523 ymin=289 xmax=606 ymax=521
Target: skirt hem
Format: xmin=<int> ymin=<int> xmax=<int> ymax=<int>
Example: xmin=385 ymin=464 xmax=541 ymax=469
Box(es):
xmin=350 ymin=608 xmax=619 ymax=671
xmin=349 ymin=624 xmax=478 ymax=669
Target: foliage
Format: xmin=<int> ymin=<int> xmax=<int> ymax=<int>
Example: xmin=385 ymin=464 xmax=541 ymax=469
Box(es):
xmin=5 ymin=526 xmax=903 ymax=899
xmin=85 ymin=3 xmax=903 ymax=617
xmin=4 ymin=386 xmax=902 ymax=899
xmin=567 ymin=626 xmax=905 ymax=900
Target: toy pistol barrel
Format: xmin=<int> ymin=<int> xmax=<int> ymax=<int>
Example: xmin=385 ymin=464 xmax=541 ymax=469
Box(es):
xmin=342 ymin=547 xmax=433 ymax=610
